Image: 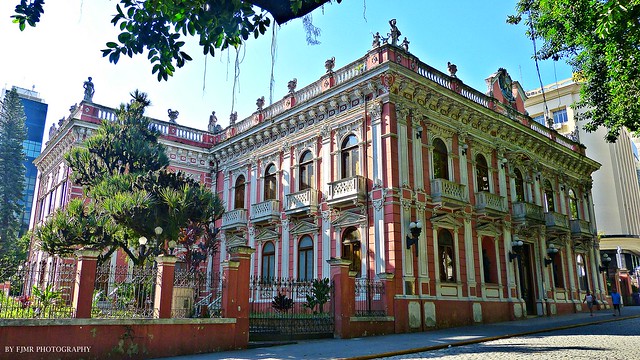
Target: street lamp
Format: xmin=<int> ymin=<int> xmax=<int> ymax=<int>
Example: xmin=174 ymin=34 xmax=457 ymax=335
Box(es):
xmin=544 ymin=244 xmax=559 ymax=267
xmin=406 ymin=221 xmax=422 ymax=256
xmin=509 ymin=237 xmax=524 ymax=262
xmin=600 ymin=253 xmax=612 ymax=273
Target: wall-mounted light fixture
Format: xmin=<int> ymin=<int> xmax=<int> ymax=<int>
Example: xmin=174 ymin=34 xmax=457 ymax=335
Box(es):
xmin=500 ymin=158 xmax=508 ymax=169
xmin=415 ymin=127 xmax=423 ymax=140
xmin=406 ymin=221 xmax=422 ymax=256
xmin=461 ymin=143 xmax=468 ymax=156
xmin=560 ymin=185 xmax=566 ymax=192
xmin=599 ymin=253 xmax=612 ymax=273
xmin=535 ymin=171 xmax=541 ymax=181
xmin=544 ymin=244 xmax=559 ymax=267
xmin=509 ymin=236 xmax=524 ymax=262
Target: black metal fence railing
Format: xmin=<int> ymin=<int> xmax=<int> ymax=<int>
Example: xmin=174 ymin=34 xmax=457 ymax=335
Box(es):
xmin=0 ymin=260 xmax=76 ymax=319
xmin=92 ymin=263 xmax=157 ymax=318
xmin=354 ymin=278 xmax=386 ymax=317
xmin=172 ymin=268 xmax=223 ymax=318
xmin=249 ymin=277 xmax=333 ymax=340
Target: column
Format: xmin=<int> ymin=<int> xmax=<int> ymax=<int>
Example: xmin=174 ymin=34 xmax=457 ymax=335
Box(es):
xmin=328 ymin=258 xmax=355 ymax=339
xmin=154 ymin=255 xmax=177 ymax=319
xmin=72 ymin=248 xmax=101 ymax=318
xmin=222 ymin=246 xmax=255 ymax=347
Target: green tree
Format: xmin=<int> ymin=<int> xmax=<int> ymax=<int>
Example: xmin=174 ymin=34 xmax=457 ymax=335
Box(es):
xmin=508 ymin=0 xmax=640 ymax=141
xmin=33 ymin=91 xmax=224 ymax=265
xmin=12 ymin=0 xmax=340 ymax=81
xmin=0 ymin=88 xmax=27 ymax=266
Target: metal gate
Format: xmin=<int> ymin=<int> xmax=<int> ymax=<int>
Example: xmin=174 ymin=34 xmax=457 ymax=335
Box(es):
xmin=248 ymin=277 xmax=333 ymax=341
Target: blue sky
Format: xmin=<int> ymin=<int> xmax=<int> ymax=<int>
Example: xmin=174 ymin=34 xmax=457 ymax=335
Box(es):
xmin=0 ymin=0 xmax=572 ymax=140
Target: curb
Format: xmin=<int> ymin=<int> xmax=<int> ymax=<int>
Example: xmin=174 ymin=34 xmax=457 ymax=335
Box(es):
xmin=344 ymin=314 xmax=640 ymax=360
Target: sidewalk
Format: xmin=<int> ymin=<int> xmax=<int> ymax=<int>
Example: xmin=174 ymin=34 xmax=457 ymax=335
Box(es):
xmin=160 ymin=306 xmax=640 ymax=360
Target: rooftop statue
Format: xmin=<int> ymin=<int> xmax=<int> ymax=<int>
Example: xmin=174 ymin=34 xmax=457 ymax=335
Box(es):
xmin=256 ymin=96 xmax=265 ymax=111
xmin=288 ymin=78 xmax=297 ymax=94
xmin=447 ymin=62 xmax=458 ymax=78
xmin=208 ymin=111 xmax=218 ymax=132
xmin=372 ymin=32 xmax=381 ymax=48
xmin=168 ymin=109 xmax=179 ymax=123
xmin=83 ymin=77 xmax=95 ymax=102
xmin=388 ymin=19 xmax=401 ymax=46
xmin=325 ymin=56 xmax=335 ymax=74
xmin=229 ymin=111 xmax=237 ymax=125
xmin=401 ymin=37 xmax=410 ymax=52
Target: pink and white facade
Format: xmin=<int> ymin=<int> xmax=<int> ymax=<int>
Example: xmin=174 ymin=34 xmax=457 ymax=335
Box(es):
xmin=31 ymin=39 xmax=605 ymax=330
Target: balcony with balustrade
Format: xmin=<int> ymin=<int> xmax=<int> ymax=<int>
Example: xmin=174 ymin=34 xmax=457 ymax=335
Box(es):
xmin=431 ymin=178 xmax=467 ymax=208
xmin=250 ymin=199 xmax=281 ymax=224
xmin=511 ymin=202 xmax=544 ymax=224
xmin=570 ymin=219 xmax=593 ymax=238
xmin=221 ymin=209 xmax=248 ymax=230
xmin=545 ymin=211 xmax=570 ymax=234
xmin=285 ymin=189 xmax=318 ymax=216
xmin=475 ymin=191 xmax=507 ymax=218
xmin=327 ymin=176 xmax=366 ymax=207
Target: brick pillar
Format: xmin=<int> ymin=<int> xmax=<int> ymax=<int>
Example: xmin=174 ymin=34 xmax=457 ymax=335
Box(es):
xmin=72 ymin=248 xmax=101 ymax=318
xmin=222 ymin=246 xmax=254 ymax=347
xmin=154 ymin=255 xmax=177 ymax=319
xmin=328 ymin=258 xmax=355 ymax=339
xmin=377 ymin=272 xmax=395 ymax=318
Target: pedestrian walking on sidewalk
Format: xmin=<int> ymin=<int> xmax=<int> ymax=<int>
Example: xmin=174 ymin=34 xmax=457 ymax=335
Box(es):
xmin=611 ymin=289 xmax=622 ymax=316
xmin=583 ymin=291 xmax=595 ymax=316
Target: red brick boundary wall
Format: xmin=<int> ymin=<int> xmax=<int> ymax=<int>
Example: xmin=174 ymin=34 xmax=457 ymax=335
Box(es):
xmin=0 ymin=318 xmax=239 ymax=360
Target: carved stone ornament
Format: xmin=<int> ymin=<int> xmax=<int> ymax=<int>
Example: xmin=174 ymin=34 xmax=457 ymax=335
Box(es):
xmin=325 ymin=56 xmax=336 ymax=73
xmin=168 ymin=109 xmax=179 ymax=123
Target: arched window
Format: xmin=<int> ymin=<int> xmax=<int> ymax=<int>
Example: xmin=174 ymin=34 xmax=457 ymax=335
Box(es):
xmin=433 ymin=138 xmax=449 ymax=180
xmin=475 ymin=154 xmax=490 ymax=192
xmin=569 ymin=189 xmax=579 ymax=220
xmin=264 ymin=164 xmax=277 ymax=200
xmin=481 ymin=237 xmax=497 ymax=283
xmin=576 ymin=254 xmax=588 ymax=291
xmin=234 ymin=175 xmax=245 ymax=209
xmin=341 ymin=134 xmax=359 ymax=179
xmin=299 ymin=151 xmax=314 ymax=191
xmin=262 ymin=242 xmax=276 ymax=280
xmin=438 ymin=229 xmax=456 ymax=282
xmin=342 ymin=227 xmax=361 ymax=277
xmin=544 ymin=179 xmax=555 ymax=212
xmin=514 ymin=168 xmax=525 ymax=202
xmin=298 ymin=236 xmax=314 ymax=281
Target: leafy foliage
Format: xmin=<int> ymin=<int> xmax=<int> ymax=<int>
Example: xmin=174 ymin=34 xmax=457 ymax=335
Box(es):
xmin=508 ymin=0 xmax=640 ymax=141
xmin=12 ymin=0 xmax=338 ymax=81
xmin=271 ymin=292 xmax=294 ymax=312
xmin=0 ymin=88 xmax=27 ymax=266
xmin=33 ymin=91 xmax=224 ymax=265
xmin=304 ymin=278 xmax=331 ymax=314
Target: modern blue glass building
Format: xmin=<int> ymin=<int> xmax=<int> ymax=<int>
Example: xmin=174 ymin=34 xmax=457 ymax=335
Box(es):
xmin=1 ymin=86 xmax=47 ymax=236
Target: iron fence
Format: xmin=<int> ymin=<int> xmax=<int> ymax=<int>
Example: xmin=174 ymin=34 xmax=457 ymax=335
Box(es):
xmin=172 ymin=268 xmax=223 ymax=318
xmin=91 ymin=263 xmax=157 ymax=318
xmin=249 ymin=277 xmax=333 ymax=340
xmin=354 ymin=277 xmax=386 ymax=317
xmin=0 ymin=260 xmax=76 ymax=319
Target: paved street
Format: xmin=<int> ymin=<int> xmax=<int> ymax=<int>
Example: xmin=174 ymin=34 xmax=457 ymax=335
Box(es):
xmin=162 ymin=306 xmax=640 ymax=360
xmin=382 ymin=317 xmax=640 ymax=359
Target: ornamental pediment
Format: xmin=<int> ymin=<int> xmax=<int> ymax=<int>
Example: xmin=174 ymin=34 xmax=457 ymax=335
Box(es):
xmin=225 ymin=233 xmax=247 ymax=249
xmin=475 ymin=221 xmax=502 ymax=236
xmin=255 ymin=227 xmax=280 ymax=242
xmin=429 ymin=213 xmax=462 ymax=230
xmin=290 ymin=220 xmax=319 ymax=236
xmin=331 ymin=210 xmax=366 ymax=228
